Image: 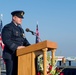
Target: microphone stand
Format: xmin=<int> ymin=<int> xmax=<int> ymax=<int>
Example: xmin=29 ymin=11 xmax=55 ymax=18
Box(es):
xmin=31 ymin=32 xmax=42 ymax=42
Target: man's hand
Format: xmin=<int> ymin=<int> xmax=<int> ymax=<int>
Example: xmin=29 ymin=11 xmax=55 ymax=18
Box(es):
xmin=17 ymin=46 xmax=25 ymax=49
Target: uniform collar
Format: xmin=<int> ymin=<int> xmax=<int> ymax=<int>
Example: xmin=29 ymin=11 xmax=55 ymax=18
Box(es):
xmin=11 ymin=21 xmax=20 ymax=27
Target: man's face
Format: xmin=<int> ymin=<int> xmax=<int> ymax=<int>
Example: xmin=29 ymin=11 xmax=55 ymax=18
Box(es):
xmin=13 ymin=16 xmax=22 ymax=25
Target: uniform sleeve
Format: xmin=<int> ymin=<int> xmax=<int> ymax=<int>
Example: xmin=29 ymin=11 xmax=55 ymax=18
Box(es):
xmin=2 ymin=26 xmax=18 ymax=52
xmin=23 ymin=38 xmax=31 ymax=46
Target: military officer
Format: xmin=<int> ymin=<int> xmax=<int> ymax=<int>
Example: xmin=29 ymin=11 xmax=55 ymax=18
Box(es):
xmin=2 ymin=10 xmax=30 ymax=75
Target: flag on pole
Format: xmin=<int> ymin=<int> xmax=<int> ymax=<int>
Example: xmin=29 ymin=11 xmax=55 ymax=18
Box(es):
xmin=0 ymin=19 xmax=4 ymax=50
xmin=0 ymin=15 xmax=5 ymax=65
xmin=35 ymin=23 xmax=42 ymax=75
xmin=36 ymin=24 xmax=39 ymax=43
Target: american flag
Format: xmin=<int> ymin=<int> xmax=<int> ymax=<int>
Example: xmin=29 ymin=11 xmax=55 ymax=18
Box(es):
xmin=0 ymin=19 xmax=4 ymax=50
xmin=36 ymin=25 xmax=39 ymax=43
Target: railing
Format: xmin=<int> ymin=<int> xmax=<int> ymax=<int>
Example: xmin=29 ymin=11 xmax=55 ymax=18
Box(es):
xmin=59 ymin=66 xmax=76 ymax=75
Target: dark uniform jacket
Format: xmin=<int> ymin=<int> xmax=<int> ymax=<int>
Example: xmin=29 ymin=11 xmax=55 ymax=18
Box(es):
xmin=2 ymin=21 xmax=30 ymax=59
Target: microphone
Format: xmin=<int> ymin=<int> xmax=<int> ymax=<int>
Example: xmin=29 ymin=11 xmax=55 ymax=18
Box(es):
xmin=26 ymin=28 xmax=42 ymax=42
xmin=25 ymin=28 xmax=36 ymax=35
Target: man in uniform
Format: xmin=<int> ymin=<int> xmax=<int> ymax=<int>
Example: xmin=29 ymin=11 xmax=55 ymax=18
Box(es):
xmin=2 ymin=10 xmax=30 ymax=75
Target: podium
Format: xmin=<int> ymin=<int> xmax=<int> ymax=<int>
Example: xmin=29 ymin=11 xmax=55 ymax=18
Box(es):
xmin=17 ymin=40 xmax=57 ymax=75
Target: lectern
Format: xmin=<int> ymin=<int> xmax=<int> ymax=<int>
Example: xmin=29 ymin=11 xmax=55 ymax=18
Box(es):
xmin=17 ymin=40 xmax=57 ymax=75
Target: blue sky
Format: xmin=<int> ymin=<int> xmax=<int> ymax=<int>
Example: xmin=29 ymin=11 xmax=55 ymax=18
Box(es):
xmin=0 ymin=0 xmax=76 ymax=57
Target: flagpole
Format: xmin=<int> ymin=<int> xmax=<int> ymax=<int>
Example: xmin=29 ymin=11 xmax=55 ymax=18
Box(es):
xmin=37 ymin=21 xmax=38 ymax=26
xmin=0 ymin=14 xmax=3 ymax=20
xmin=0 ymin=14 xmax=3 ymax=34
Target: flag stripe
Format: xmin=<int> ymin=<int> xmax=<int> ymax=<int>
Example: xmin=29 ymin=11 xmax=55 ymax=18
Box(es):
xmin=0 ymin=19 xmax=4 ymax=50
